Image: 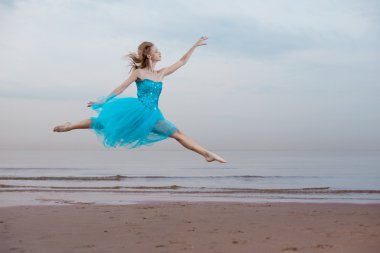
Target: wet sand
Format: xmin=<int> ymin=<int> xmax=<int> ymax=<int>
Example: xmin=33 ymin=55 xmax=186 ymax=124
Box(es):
xmin=1 ymin=201 xmax=379 ymax=253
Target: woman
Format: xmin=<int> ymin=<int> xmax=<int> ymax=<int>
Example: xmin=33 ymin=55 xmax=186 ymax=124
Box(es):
xmin=53 ymin=36 xmax=227 ymax=163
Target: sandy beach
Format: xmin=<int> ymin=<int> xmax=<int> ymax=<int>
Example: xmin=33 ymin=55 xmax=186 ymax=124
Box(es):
xmin=1 ymin=201 xmax=379 ymax=253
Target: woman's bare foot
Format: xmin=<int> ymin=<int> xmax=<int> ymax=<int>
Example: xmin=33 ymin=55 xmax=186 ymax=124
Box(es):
xmin=53 ymin=122 xmax=71 ymax=132
xmin=205 ymin=151 xmax=228 ymax=163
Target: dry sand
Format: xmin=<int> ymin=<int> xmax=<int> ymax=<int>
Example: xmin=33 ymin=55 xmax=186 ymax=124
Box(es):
xmin=1 ymin=201 xmax=379 ymax=253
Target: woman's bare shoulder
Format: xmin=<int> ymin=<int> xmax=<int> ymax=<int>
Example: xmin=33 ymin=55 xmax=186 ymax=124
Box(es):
xmin=134 ymin=68 xmax=141 ymax=75
xmin=134 ymin=68 xmax=144 ymax=80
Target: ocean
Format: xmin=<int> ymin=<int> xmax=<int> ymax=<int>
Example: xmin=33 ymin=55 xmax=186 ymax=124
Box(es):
xmin=0 ymin=149 xmax=379 ymax=206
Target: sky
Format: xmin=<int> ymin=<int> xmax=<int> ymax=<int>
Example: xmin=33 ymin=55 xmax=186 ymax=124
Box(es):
xmin=0 ymin=0 xmax=379 ymax=150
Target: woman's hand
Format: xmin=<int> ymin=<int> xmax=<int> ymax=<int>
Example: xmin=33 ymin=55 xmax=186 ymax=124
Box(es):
xmin=87 ymin=100 xmax=103 ymax=107
xmin=163 ymin=36 xmax=208 ymax=77
xmin=194 ymin=36 xmax=208 ymax=47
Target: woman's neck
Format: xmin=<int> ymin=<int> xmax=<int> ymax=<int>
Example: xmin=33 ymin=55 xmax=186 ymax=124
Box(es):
xmin=146 ymin=60 xmax=157 ymax=72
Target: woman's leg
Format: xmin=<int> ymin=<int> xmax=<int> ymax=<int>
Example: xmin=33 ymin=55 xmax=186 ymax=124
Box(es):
xmin=170 ymin=130 xmax=227 ymax=163
xmin=53 ymin=118 xmax=92 ymax=132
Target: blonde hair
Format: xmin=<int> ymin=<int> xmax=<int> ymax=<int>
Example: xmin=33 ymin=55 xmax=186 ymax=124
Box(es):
xmin=125 ymin=41 xmax=154 ymax=73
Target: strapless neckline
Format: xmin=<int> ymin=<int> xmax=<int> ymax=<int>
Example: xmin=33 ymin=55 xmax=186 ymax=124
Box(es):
xmin=136 ymin=78 xmax=163 ymax=84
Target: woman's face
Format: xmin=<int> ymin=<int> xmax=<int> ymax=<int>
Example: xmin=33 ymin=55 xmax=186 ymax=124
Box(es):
xmin=149 ymin=46 xmax=161 ymax=61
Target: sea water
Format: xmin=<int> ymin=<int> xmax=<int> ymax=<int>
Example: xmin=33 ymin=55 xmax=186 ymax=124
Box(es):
xmin=0 ymin=149 xmax=379 ymax=206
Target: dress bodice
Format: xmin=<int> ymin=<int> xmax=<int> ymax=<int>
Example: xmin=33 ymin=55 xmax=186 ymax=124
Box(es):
xmin=136 ymin=79 xmax=163 ymax=110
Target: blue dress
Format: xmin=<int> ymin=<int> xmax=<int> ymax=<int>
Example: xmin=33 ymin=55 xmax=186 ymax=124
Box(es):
xmin=89 ymin=78 xmax=178 ymax=149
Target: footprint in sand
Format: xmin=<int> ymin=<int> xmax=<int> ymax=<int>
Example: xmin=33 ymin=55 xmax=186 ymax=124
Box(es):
xmin=232 ymin=239 xmax=247 ymax=245
xmin=303 ymin=227 xmax=313 ymax=232
xmin=8 ymin=247 xmax=20 ymax=251
xmin=314 ymin=244 xmax=333 ymax=249
xmin=281 ymin=246 xmax=299 ymax=251
xmin=209 ymin=228 xmax=219 ymax=233
xmin=73 ymin=244 xmax=96 ymax=249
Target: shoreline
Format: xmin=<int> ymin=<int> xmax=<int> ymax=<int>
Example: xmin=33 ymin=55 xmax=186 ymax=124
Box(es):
xmin=1 ymin=201 xmax=379 ymax=253
xmin=1 ymin=190 xmax=380 ymax=207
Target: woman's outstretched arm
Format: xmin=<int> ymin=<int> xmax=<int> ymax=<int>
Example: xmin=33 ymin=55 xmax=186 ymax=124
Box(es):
xmin=162 ymin=36 xmax=208 ymax=77
xmin=87 ymin=68 xmax=138 ymax=107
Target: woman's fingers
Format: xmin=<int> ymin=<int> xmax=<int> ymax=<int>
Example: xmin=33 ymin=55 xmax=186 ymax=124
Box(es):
xmin=196 ymin=36 xmax=208 ymax=46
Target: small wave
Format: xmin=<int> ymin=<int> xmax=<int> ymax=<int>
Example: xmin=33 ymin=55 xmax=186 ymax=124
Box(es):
xmin=0 ymin=175 xmax=127 ymax=181
xmin=1 ymin=184 xmax=380 ymax=194
xmin=0 ymin=174 xmax=319 ymax=181
xmin=0 ymin=184 xmax=183 ymax=190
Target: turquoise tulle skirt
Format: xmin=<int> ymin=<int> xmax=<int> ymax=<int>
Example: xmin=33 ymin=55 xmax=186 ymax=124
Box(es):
xmin=89 ymin=97 xmax=178 ymax=149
